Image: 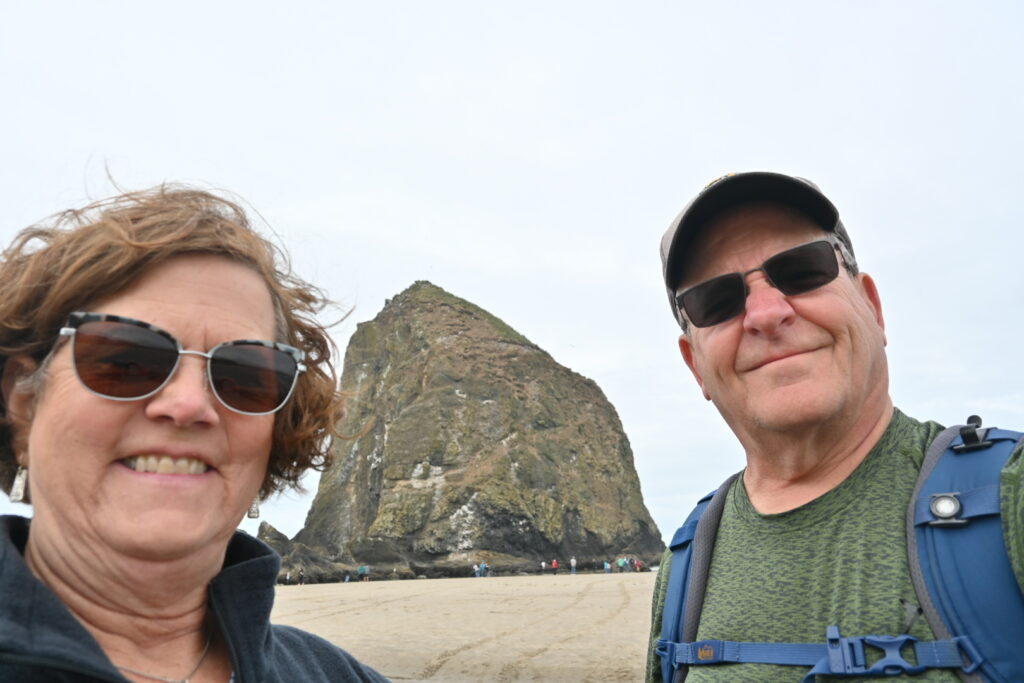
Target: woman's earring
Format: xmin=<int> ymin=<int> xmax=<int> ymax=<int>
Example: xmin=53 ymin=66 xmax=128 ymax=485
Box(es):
xmin=247 ymin=497 xmax=260 ymax=519
xmin=10 ymin=466 xmax=28 ymax=503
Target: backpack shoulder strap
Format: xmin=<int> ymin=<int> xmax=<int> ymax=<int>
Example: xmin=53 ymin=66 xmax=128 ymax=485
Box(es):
xmin=658 ymin=472 xmax=739 ymax=683
xmin=908 ymin=418 xmax=1024 ymax=683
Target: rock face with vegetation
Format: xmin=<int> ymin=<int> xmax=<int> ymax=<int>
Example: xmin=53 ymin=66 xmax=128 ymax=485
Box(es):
xmin=291 ymin=281 xmax=663 ymax=576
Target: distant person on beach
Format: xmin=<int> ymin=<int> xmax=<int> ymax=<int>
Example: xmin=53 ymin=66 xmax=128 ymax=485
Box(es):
xmin=473 ymin=563 xmax=480 ymax=577
xmin=297 ymin=567 xmax=306 ymax=585
xmin=541 ymin=560 xmax=546 ymax=573
xmin=647 ymin=172 xmax=1024 ymax=681
xmin=0 ymin=186 xmax=385 ymax=681
xmin=570 ymin=556 xmax=576 ymax=574
xmin=551 ymin=558 xmax=559 ymax=575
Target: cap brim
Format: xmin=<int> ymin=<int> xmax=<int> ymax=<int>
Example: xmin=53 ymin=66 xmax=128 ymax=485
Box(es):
xmin=661 ymin=172 xmax=840 ymax=293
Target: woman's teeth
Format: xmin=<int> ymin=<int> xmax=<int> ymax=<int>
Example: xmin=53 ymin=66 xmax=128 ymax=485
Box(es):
xmin=123 ymin=456 xmax=208 ymax=475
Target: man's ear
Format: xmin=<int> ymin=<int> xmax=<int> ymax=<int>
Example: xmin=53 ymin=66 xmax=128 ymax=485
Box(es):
xmin=3 ymin=356 xmax=39 ymax=462
xmin=678 ymin=334 xmax=711 ymax=401
xmin=856 ymin=272 xmax=887 ymax=346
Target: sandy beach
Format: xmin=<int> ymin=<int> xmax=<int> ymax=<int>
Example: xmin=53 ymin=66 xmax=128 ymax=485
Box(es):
xmin=272 ymin=571 xmax=657 ymax=682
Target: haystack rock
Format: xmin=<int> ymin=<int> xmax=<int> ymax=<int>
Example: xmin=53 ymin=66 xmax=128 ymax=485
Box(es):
xmin=292 ymin=281 xmax=664 ymax=577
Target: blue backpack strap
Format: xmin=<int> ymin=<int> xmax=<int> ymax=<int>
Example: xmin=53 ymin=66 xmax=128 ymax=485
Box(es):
xmin=670 ymin=625 xmax=979 ymax=681
xmin=656 ymin=490 xmax=713 ymax=683
xmin=907 ymin=418 xmax=1024 ymax=683
xmin=657 ymin=473 xmax=739 ymax=683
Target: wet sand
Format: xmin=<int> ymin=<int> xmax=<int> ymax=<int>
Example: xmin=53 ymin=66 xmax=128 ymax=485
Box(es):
xmin=272 ymin=571 xmax=657 ymax=682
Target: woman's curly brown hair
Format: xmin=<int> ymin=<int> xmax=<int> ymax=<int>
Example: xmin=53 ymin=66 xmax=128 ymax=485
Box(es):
xmin=0 ymin=185 xmax=344 ymax=500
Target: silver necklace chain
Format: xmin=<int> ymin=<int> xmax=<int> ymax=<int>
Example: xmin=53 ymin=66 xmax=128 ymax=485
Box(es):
xmin=115 ymin=631 xmax=213 ymax=683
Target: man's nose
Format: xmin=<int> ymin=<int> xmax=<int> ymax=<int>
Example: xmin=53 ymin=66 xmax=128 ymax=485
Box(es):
xmin=742 ymin=272 xmax=796 ymax=336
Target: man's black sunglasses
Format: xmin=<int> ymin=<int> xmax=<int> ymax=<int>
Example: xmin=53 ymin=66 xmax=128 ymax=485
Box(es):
xmin=675 ymin=238 xmax=849 ymax=329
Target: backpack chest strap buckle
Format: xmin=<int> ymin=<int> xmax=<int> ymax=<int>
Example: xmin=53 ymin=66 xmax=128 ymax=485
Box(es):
xmin=825 ymin=627 xmax=925 ymax=676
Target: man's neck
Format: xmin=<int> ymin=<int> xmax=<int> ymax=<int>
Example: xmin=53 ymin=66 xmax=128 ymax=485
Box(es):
xmin=738 ymin=398 xmax=894 ymax=514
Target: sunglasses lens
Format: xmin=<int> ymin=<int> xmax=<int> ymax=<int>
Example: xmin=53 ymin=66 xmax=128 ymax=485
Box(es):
xmin=677 ymin=241 xmax=841 ymax=328
xmin=679 ymin=273 xmax=747 ymax=328
xmin=209 ymin=344 xmax=298 ymax=414
xmin=73 ymin=321 xmax=178 ymax=398
xmin=765 ymin=241 xmax=839 ymax=296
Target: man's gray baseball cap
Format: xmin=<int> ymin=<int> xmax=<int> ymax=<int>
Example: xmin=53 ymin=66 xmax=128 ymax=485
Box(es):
xmin=660 ymin=171 xmax=856 ymax=329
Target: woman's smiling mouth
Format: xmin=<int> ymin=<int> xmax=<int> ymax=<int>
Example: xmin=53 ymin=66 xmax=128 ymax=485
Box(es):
xmin=121 ymin=455 xmax=210 ymax=475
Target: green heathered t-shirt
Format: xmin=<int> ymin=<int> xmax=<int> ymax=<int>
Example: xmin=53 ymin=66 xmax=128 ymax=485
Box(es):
xmin=646 ymin=409 xmax=1024 ymax=682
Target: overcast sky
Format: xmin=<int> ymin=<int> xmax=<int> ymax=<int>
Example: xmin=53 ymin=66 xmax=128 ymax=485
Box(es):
xmin=2 ymin=2 xmax=1022 ymax=544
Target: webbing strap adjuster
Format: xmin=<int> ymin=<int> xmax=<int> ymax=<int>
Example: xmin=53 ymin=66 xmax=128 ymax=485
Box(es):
xmin=950 ymin=636 xmax=984 ymax=674
xmin=826 ymin=625 xmax=865 ymax=673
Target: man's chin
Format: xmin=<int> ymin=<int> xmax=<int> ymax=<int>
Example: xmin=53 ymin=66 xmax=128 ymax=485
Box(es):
xmin=747 ymin=391 xmax=843 ymax=433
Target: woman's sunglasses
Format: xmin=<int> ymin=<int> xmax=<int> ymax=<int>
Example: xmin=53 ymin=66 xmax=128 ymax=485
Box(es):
xmin=675 ymin=239 xmax=845 ymax=328
xmin=59 ymin=312 xmax=305 ymax=415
